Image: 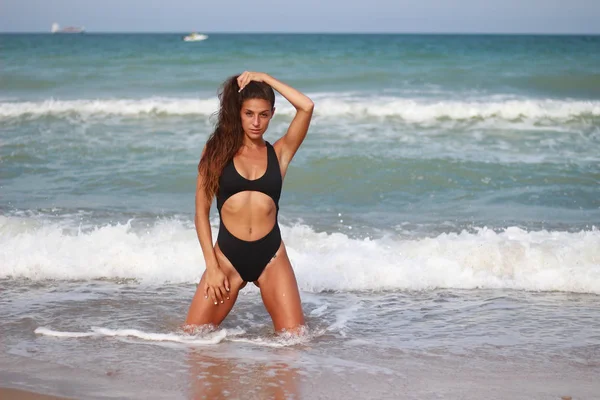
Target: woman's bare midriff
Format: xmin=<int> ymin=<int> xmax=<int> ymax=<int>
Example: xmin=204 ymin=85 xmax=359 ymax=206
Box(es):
xmin=220 ymin=191 xmax=277 ymax=241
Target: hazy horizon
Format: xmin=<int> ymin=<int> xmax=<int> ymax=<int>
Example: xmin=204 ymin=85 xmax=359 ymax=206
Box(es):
xmin=3 ymin=31 xmax=600 ymax=35
xmin=2 ymin=0 xmax=599 ymax=35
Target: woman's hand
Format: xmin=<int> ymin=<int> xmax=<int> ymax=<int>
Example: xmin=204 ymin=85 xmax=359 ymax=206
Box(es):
xmin=237 ymin=71 xmax=268 ymax=92
xmin=204 ymin=262 xmax=230 ymax=305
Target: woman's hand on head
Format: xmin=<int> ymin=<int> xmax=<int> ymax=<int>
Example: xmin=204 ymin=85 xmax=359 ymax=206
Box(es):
xmin=237 ymin=71 xmax=268 ymax=92
xmin=204 ymin=262 xmax=230 ymax=305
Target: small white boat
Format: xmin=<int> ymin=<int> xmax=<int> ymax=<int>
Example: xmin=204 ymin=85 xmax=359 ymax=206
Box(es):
xmin=51 ymin=23 xmax=85 ymax=34
xmin=183 ymin=32 xmax=208 ymax=42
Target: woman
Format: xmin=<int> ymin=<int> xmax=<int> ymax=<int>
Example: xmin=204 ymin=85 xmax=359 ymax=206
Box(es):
xmin=185 ymin=71 xmax=314 ymax=334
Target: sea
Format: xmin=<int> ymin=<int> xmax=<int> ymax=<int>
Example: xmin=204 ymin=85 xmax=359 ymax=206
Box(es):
xmin=1 ymin=33 xmax=599 ymax=399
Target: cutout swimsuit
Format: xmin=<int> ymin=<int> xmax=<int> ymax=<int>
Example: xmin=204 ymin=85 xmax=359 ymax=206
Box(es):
xmin=216 ymin=141 xmax=282 ymax=282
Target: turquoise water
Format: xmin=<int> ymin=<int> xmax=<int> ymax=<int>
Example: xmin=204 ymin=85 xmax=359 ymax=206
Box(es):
xmin=1 ymin=34 xmax=600 ymax=399
xmin=3 ymin=34 xmax=600 ymax=98
xmin=2 ymin=34 xmax=599 ymax=234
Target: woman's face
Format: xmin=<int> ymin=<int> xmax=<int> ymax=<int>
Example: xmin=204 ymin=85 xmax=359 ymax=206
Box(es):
xmin=240 ymin=99 xmax=274 ymax=140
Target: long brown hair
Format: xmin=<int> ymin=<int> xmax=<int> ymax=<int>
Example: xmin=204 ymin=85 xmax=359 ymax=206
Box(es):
xmin=198 ymin=75 xmax=275 ymax=199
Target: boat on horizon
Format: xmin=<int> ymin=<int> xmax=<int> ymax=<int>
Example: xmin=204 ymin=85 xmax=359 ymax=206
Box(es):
xmin=51 ymin=23 xmax=85 ymax=34
xmin=183 ymin=32 xmax=208 ymax=42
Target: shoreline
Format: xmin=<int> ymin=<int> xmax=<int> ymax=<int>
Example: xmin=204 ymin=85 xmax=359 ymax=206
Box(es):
xmin=0 ymin=388 xmax=70 ymax=400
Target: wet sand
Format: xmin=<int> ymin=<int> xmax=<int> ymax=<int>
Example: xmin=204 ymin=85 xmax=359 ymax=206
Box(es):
xmin=0 ymin=388 xmax=70 ymax=400
xmin=1 ymin=343 xmax=595 ymax=399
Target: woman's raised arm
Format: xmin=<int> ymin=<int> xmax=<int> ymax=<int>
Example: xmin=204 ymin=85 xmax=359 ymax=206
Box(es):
xmin=237 ymin=71 xmax=314 ymax=170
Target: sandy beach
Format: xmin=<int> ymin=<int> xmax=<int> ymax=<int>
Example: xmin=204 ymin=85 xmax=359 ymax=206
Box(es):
xmin=1 ymin=342 xmax=597 ymax=399
xmin=0 ymin=388 xmax=70 ymax=400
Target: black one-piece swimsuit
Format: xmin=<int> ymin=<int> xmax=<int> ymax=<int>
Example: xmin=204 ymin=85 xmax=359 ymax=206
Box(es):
xmin=215 ymin=141 xmax=282 ymax=282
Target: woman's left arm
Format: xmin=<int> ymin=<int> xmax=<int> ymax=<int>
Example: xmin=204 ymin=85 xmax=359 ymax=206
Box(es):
xmin=238 ymin=71 xmax=314 ymax=169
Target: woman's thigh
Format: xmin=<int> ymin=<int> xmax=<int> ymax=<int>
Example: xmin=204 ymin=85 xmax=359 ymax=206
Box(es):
xmin=257 ymin=243 xmax=305 ymax=332
xmin=185 ymin=245 xmax=245 ymax=328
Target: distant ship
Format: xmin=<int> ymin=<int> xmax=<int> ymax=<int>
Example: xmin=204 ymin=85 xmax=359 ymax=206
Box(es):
xmin=183 ymin=32 xmax=208 ymax=42
xmin=51 ymin=23 xmax=85 ymax=34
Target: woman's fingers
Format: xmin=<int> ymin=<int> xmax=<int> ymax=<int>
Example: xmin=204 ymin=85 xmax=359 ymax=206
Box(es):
xmin=217 ymin=286 xmax=228 ymax=303
xmin=207 ymin=283 xmax=231 ymax=305
xmin=208 ymin=287 xmax=218 ymax=305
xmin=237 ymin=71 xmax=248 ymax=91
xmin=213 ymin=285 xmax=224 ymax=304
xmin=224 ymin=277 xmax=230 ymax=297
xmin=238 ymin=71 xmax=261 ymax=92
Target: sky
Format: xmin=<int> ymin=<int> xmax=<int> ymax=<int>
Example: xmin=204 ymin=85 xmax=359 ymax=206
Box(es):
xmin=1 ymin=0 xmax=599 ymax=34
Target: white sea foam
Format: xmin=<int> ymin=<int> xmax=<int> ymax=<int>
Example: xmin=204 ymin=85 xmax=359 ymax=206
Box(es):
xmin=34 ymin=326 xmax=312 ymax=348
xmin=2 ymin=216 xmax=599 ymax=294
xmin=1 ymin=96 xmax=598 ymax=124
xmin=229 ymin=327 xmax=312 ymax=348
xmin=34 ymin=326 xmax=232 ymax=345
xmin=0 ymin=98 xmax=219 ymax=118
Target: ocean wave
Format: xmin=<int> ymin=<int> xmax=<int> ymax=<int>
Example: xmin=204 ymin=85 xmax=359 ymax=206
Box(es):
xmin=1 ymin=96 xmax=599 ymax=124
xmin=34 ymin=326 xmax=231 ymax=345
xmin=1 ymin=216 xmax=599 ymax=294
xmin=0 ymin=98 xmax=219 ymax=119
xmin=34 ymin=326 xmax=312 ymax=347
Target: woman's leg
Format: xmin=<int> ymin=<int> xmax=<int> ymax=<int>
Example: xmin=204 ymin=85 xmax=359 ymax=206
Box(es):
xmin=185 ymin=245 xmax=246 ymax=327
xmin=257 ymin=243 xmax=305 ymax=333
